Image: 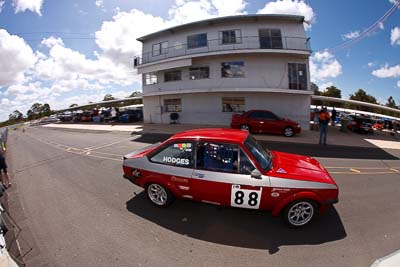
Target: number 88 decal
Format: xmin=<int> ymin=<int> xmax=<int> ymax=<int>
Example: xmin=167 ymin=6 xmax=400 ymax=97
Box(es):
xmin=231 ymin=185 xmax=262 ymax=209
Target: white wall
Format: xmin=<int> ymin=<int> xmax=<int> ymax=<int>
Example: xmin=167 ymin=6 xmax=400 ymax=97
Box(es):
xmin=144 ymin=54 xmax=309 ymax=93
xmin=143 ymin=92 xmax=311 ymax=129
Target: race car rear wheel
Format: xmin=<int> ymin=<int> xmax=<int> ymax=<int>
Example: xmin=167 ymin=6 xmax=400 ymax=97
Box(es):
xmin=283 ymin=199 xmax=317 ymax=228
xmin=146 ymin=183 xmax=174 ymax=207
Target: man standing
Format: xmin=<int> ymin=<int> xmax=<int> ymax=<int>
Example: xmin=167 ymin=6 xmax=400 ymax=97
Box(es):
xmin=312 ymin=107 xmax=319 ymax=131
xmin=0 ymin=144 xmax=10 ymax=188
xmin=319 ymin=107 xmax=331 ymax=145
xmin=331 ymin=107 xmax=337 ymax=126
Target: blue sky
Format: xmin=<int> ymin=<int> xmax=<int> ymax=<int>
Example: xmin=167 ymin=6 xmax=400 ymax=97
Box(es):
xmin=0 ymin=0 xmax=400 ymax=121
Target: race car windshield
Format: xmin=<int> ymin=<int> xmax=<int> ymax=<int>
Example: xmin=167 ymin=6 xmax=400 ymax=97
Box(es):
xmin=244 ymin=135 xmax=272 ymax=170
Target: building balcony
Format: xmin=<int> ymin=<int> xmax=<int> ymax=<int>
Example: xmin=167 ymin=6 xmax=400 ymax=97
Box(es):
xmin=134 ymin=36 xmax=311 ymax=67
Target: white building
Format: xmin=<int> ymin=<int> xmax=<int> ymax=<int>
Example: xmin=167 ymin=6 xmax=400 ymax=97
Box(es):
xmin=134 ymin=14 xmax=312 ymax=128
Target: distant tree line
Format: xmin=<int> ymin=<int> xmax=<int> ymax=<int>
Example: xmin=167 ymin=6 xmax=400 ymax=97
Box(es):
xmin=311 ymin=82 xmax=399 ymax=117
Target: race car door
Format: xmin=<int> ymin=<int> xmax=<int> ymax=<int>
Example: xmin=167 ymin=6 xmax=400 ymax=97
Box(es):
xmin=148 ymin=141 xmax=195 ymax=198
xmin=191 ymin=141 xmax=271 ymax=209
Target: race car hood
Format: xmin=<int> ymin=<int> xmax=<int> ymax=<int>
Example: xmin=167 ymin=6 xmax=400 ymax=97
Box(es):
xmin=270 ymin=151 xmax=335 ymax=184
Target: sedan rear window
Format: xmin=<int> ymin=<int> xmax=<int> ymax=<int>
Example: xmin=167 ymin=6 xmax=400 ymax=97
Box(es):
xmin=150 ymin=142 xmax=193 ymax=168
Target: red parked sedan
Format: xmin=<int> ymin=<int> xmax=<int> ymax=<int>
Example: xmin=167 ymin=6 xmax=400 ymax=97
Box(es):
xmin=231 ymin=110 xmax=301 ymax=137
xmin=122 ymin=128 xmax=338 ymax=228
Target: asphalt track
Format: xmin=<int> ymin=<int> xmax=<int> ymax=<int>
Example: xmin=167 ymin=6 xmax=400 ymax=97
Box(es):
xmin=3 ymin=127 xmax=400 ymax=266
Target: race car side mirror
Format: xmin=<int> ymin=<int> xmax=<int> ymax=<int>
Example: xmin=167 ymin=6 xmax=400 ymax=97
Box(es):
xmin=251 ymin=169 xmax=262 ymax=179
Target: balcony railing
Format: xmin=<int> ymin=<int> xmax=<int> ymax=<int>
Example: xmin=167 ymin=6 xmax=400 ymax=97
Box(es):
xmin=134 ymin=36 xmax=311 ymax=67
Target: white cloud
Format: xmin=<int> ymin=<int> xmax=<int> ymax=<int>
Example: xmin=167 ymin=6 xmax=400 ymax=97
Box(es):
xmin=0 ymin=1 xmax=5 ymax=12
xmin=390 ymin=27 xmax=400 ymax=46
xmin=310 ymin=50 xmax=342 ymax=82
xmin=95 ymin=0 xmax=247 ymax=69
xmin=41 ymin=36 xmax=64 ymax=48
xmin=367 ymin=62 xmax=374 ymax=67
xmin=257 ymin=0 xmax=315 ymax=30
xmin=0 ymin=29 xmax=37 ymax=87
xmin=319 ymin=82 xmax=333 ymax=90
xmin=96 ymin=9 xmax=166 ymax=65
xmin=1 ymin=98 xmax=10 ymax=106
xmin=12 ymin=0 xmax=44 ymax=16
xmin=397 ymin=81 xmax=400 ymax=88
xmin=35 ymin=36 xmax=135 ymax=86
xmin=342 ymin=30 xmax=360 ymax=40
xmin=95 ymin=0 xmax=104 ymax=8
xmin=372 ymin=64 xmax=400 ymax=78
xmin=211 ymin=0 xmax=247 ymax=16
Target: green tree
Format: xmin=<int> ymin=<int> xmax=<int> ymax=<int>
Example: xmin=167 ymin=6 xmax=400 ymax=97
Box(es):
xmin=103 ymin=94 xmax=116 ymax=101
xmin=322 ymin=86 xmax=342 ymax=98
xmin=310 ymin=82 xmax=321 ymax=95
xmin=69 ymin=103 xmax=78 ymax=108
xmin=9 ymin=110 xmax=23 ymax=121
xmin=42 ymin=103 xmax=51 ymax=116
xmin=346 ymin=89 xmax=378 ymax=112
xmin=26 ymin=103 xmax=52 ymax=119
xmin=129 ymin=91 xmax=142 ymax=97
xmin=349 ymin=89 xmax=378 ymax=104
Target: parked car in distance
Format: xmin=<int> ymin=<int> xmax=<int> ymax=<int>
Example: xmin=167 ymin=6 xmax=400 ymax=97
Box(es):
xmin=231 ymin=110 xmax=301 ymax=137
xmin=348 ymin=116 xmax=373 ymax=134
xmin=122 ymin=128 xmax=338 ymax=228
xmin=80 ymin=112 xmax=92 ymax=122
xmin=372 ymin=120 xmax=383 ymax=130
xmin=119 ymin=109 xmax=143 ymax=123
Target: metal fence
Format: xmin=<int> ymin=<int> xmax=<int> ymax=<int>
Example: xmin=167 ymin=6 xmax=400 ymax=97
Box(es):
xmin=134 ymin=36 xmax=311 ymax=66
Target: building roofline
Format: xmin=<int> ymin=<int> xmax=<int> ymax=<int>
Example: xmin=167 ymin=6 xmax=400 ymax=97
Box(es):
xmin=137 ymin=14 xmax=305 ymax=42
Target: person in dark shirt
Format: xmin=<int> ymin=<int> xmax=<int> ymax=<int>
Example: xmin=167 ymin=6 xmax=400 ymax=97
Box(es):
xmin=331 ymin=107 xmax=337 ymax=126
xmin=0 ymin=150 xmax=10 ymax=188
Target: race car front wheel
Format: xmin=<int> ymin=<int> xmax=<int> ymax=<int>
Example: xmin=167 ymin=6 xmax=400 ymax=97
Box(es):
xmin=146 ymin=183 xmax=174 ymax=207
xmin=283 ymin=199 xmax=317 ymax=228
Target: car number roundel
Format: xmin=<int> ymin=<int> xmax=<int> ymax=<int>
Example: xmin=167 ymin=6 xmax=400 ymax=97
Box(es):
xmin=230 ymin=185 xmax=262 ymax=209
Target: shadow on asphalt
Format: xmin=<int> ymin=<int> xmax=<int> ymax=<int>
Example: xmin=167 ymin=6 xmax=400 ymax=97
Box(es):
xmin=259 ymin=140 xmax=399 ymax=160
xmin=126 ymin=193 xmax=346 ymax=254
xmin=131 ymin=133 xmax=398 ymax=160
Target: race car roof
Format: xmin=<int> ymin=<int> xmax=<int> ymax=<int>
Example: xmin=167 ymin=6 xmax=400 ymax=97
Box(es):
xmin=171 ymin=128 xmax=249 ymax=143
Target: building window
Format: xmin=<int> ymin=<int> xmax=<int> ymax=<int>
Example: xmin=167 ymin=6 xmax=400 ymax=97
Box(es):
xmin=164 ymin=70 xmax=182 ymax=82
xmin=288 ymin=63 xmax=307 ymax=90
xmin=152 ymin=41 xmax=168 ymax=56
xmin=164 ymin=98 xmax=182 ymax=112
xmin=189 ymin=67 xmax=210 ymax=80
xmin=144 ymin=72 xmax=158 ymax=85
xmin=259 ymin=29 xmax=282 ymax=49
xmin=219 ymin=30 xmax=242 ymax=44
xmin=222 ymin=97 xmax=245 ymax=112
xmin=187 ymin=33 xmax=207 ymax=49
xmin=221 ymin=61 xmax=245 ymax=78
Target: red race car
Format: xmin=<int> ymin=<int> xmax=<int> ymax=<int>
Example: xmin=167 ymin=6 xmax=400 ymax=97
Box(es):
xmin=123 ymin=129 xmax=338 ymax=228
xmin=231 ymin=110 xmax=301 ymax=137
